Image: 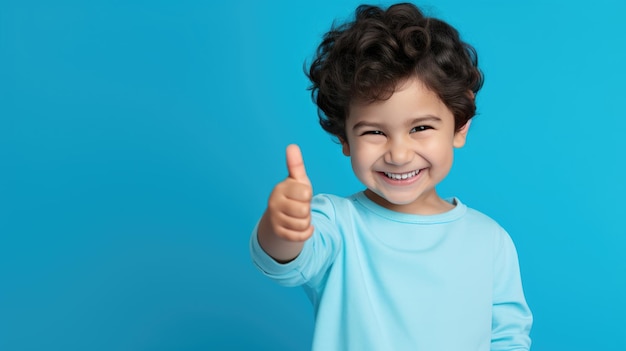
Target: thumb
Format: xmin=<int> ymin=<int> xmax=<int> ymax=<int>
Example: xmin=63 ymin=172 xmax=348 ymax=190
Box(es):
xmin=286 ymin=144 xmax=311 ymax=185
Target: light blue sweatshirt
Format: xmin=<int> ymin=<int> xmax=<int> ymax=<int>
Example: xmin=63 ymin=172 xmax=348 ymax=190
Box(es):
xmin=251 ymin=192 xmax=532 ymax=350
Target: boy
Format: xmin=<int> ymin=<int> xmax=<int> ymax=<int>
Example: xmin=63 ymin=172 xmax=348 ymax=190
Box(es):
xmin=250 ymin=3 xmax=532 ymax=350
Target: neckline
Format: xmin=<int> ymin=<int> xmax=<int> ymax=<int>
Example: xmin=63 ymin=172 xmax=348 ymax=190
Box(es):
xmin=352 ymin=191 xmax=467 ymax=224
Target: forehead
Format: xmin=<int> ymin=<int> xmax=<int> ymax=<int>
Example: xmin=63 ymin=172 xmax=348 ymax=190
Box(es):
xmin=347 ymin=77 xmax=453 ymax=124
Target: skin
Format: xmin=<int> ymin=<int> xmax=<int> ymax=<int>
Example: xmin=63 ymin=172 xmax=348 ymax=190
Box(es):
xmin=342 ymin=77 xmax=470 ymax=215
xmin=257 ymin=144 xmax=314 ymax=262
xmin=257 ymin=76 xmax=470 ymax=262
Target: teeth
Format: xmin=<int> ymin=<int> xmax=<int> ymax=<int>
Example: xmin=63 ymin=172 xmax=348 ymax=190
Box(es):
xmin=384 ymin=170 xmax=419 ymax=180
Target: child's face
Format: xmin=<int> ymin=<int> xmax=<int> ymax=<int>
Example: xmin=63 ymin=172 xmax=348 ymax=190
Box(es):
xmin=342 ymin=77 xmax=470 ymax=214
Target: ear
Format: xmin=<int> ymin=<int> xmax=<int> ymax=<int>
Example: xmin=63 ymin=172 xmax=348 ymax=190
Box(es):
xmin=453 ymin=119 xmax=471 ymax=148
xmin=340 ymin=138 xmax=351 ymax=156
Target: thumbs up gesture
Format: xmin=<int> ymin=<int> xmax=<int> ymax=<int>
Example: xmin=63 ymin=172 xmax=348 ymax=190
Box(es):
xmin=257 ymin=144 xmax=314 ymax=262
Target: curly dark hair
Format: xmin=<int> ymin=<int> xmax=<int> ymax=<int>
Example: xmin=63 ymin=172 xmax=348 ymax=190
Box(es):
xmin=307 ymin=3 xmax=484 ymax=141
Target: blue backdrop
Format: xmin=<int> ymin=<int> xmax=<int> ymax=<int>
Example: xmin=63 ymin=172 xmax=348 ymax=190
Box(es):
xmin=1 ymin=0 xmax=624 ymax=350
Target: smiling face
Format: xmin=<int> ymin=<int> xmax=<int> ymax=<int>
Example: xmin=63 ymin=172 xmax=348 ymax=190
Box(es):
xmin=342 ymin=77 xmax=470 ymax=215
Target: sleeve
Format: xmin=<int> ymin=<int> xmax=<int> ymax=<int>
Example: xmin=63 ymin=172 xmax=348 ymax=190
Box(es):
xmin=490 ymin=229 xmax=533 ymax=351
xmin=249 ymin=194 xmax=343 ymax=288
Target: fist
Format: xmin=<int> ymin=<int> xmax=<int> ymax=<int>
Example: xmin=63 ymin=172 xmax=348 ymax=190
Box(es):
xmin=266 ymin=144 xmax=314 ymax=242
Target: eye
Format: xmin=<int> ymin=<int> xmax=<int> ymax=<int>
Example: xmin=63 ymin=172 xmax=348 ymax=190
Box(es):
xmin=361 ymin=130 xmax=385 ymax=136
xmin=410 ymin=125 xmax=433 ymax=133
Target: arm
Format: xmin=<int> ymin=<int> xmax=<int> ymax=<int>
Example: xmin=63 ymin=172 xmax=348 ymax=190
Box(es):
xmin=256 ymin=144 xmax=314 ymax=263
xmin=491 ymin=230 xmax=533 ymax=350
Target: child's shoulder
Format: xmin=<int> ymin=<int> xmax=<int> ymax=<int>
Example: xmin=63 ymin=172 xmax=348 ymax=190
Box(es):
xmin=310 ymin=193 xmax=364 ymax=220
xmin=462 ymin=203 xmax=513 ymax=241
xmin=464 ymin=204 xmax=501 ymax=226
xmin=311 ymin=193 xmax=356 ymax=211
xmin=312 ymin=192 xmax=372 ymax=211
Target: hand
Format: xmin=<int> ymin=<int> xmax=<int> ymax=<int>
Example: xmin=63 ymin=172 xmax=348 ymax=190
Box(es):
xmin=264 ymin=144 xmax=314 ymax=242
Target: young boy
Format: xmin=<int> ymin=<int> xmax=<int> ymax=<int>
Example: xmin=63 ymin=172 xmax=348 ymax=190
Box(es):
xmin=250 ymin=3 xmax=532 ymax=350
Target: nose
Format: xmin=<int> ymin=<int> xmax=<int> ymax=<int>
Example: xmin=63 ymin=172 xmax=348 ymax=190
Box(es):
xmin=384 ymin=138 xmax=414 ymax=166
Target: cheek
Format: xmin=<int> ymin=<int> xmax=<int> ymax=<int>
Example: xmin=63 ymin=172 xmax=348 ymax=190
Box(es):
xmin=350 ymin=152 xmax=367 ymax=172
xmin=423 ymin=140 xmax=455 ymax=165
xmin=349 ymin=147 xmax=376 ymax=174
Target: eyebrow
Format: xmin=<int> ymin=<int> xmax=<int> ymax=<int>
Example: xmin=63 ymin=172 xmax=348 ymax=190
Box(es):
xmin=408 ymin=116 xmax=442 ymax=125
xmin=352 ymin=115 xmax=442 ymax=130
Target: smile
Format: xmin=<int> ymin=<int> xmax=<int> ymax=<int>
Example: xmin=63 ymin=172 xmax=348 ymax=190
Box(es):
xmin=383 ymin=169 xmax=421 ymax=180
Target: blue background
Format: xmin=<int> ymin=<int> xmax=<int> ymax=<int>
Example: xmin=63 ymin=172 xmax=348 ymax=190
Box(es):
xmin=1 ymin=0 xmax=624 ymax=350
